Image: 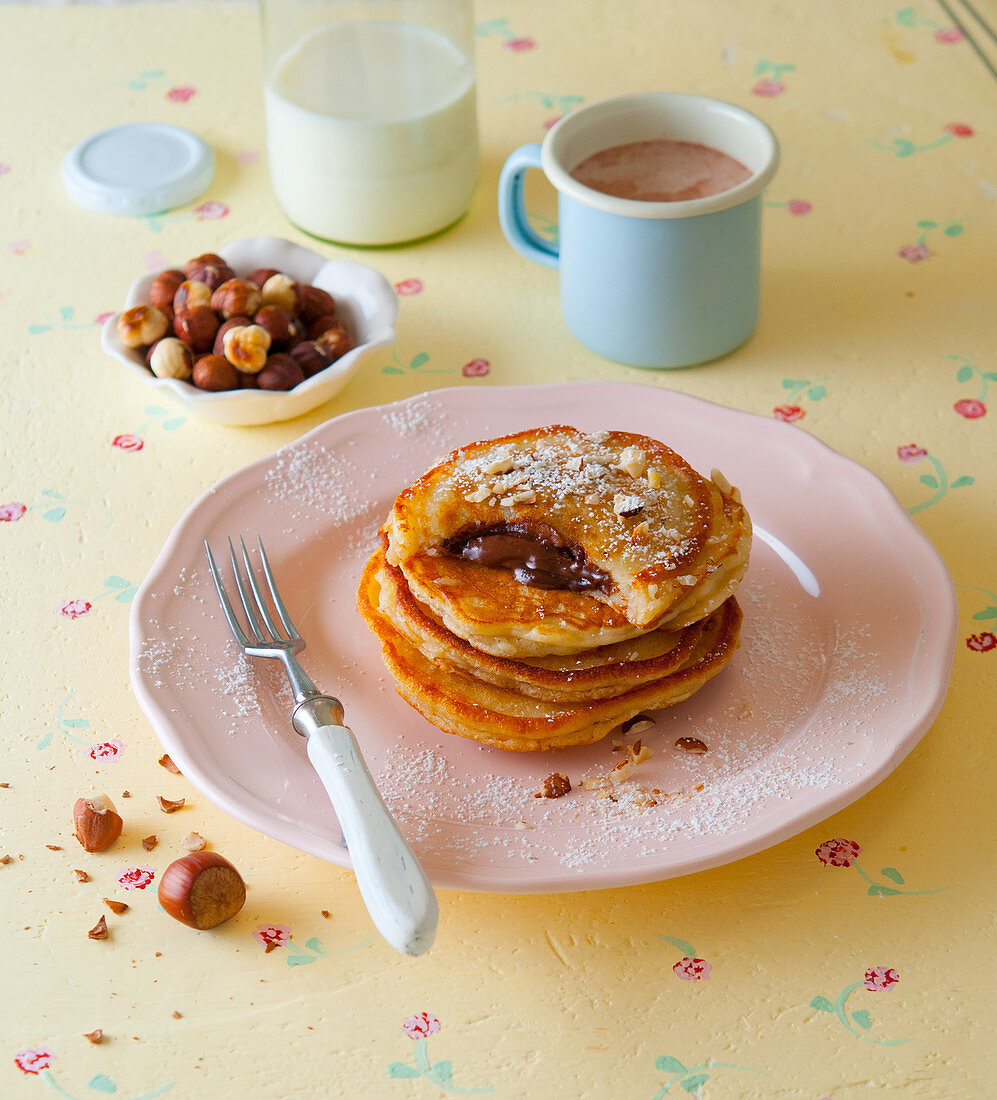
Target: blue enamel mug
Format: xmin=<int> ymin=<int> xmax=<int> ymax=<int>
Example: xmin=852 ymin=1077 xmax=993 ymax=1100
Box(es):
xmin=498 ymin=92 xmax=779 ymax=368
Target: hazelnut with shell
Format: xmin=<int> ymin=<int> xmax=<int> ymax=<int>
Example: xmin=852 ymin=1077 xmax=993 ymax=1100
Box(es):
xmin=149 ymin=337 xmax=194 ymax=381
xmin=253 ymin=305 xmax=293 ymax=349
xmin=260 ymin=273 xmax=297 ymax=315
xmin=117 ymin=305 xmax=169 ymax=349
xmin=289 ymin=340 xmax=333 ymax=378
xmin=174 ymin=306 xmax=220 ymax=354
xmin=173 ymin=280 xmax=212 ymax=316
xmin=222 ymin=324 xmax=271 ymax=373
xmin=257 ymin=353 xmax=305 ymax=391
xmin=192 ymin=355 xmax=239 ymax=392
xmin=149 ymin=269 xmax=185 ymax=314
xmin=183 ymin=254 xmax=235 ymax=290
xmin=73 ymin=794 xmax=123 ymax=853
xmin=211 ymin=279 xmax=262 ymax=320
xmin=158 ymin=851 xmax=246 ymax=929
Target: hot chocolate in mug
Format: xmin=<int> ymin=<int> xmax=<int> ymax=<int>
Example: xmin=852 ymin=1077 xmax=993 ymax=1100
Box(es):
xmin=497 ymin=92 xmax=779 ymax=368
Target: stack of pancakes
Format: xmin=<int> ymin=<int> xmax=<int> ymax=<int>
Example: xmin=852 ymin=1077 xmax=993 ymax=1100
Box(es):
xmin=358 ymin=426 xmax=749 ymax=752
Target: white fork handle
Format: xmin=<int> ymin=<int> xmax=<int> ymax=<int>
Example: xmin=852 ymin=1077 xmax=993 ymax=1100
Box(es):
xmin=294 ymin=699 xmax=438 ymax=956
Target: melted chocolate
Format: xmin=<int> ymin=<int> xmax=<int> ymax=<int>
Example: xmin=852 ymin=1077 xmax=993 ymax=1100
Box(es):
xmin=444 ymin=522 xmax=612 ymax=592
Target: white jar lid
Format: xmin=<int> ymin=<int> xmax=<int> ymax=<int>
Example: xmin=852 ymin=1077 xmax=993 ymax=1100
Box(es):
xmin=63 ymin=122 xmax=214 ymax=216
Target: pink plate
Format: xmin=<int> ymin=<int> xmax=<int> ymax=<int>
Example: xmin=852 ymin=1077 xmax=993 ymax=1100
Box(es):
xmin=129 ymin=382 xmax=957 ymax=892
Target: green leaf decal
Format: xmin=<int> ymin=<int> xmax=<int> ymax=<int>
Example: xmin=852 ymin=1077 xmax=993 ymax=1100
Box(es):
xmin=981 ymin=371 xmax=997 ymax=381
xmin=410 ymin=352 xmax=430 ymax=369
xmin=63 ymin=718 xmax=90 ymax=729
xmin=387 ymin=1062 xmax=420 ymax=1078
xmin=807 ymin=385 xmax=827 ymax=401
xmin=896 ymin=7 xmax=918 ymax=27
xmin=41 ymin=489 xmax=64 ymax=499
xmin=782 ymin=378 xmax=807 ymax=389
xmin=851 ymin=1009 xmax=873 ymax=1029
xmin=894 ymin=139 xmax=916 ymax=158
xmin=655 ymin=1056 xmax=687 ymax=1074
xmin=943 ymin=224 xmax=963 ymax=238
xmin=59 ymin=306 xmax=75 ymax=322
xmin=810 ymin=996 xmax=834 ymax=1012
xmin=145 ymin=405 xmax=168 ymax=416
xmin=381 ymin=366 xmax=404 ymax=374
xmin=304 ymin=937 xmax=327 ymax=955
xmin=115 ymin=589 xmax=137 ymax=604
xmin=867 ymin=884 xmax=901 ymax=896
xmin=28 ymin=324 xmax=52 ymax=334
xmin=951 ymin=476 xmax=974 ymax=488
xmin=37 ymin=731 xmax=54 ymax=750
xmin=286 ymin=954 xmax=316 ymax=966
xmin=658 ymin=936 xmax=696 ymax=957
xmin=919 ymin=474 xmax=938 ymax=488
xmin=432 ymin=1060 xmax=453 ymax=1082
xmin=971 ymin=607 xmax=997 ymax=620
xmin=915 ymin=219 xmax=938 ymax=229
xmin=163 ymin=417 xmax=186 ymax=431
xmin=681 ymin=1074 xmax=709 ymax=1093
xmin=43 ymin=507 xmax=66 ymax=522
xmin=881 ymin=867 xmax=905 ymax=884
xmin=956 ymin=365 xmax=974 ymax=382
xmin=105 ymin=576 xmax=129 ymax=588
xmin=88 ymin=1073 xmax=118 ymax=1092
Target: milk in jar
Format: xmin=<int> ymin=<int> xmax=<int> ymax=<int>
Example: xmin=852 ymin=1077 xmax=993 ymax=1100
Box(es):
xmin=264 ymin=20 xmax=478 ymax=246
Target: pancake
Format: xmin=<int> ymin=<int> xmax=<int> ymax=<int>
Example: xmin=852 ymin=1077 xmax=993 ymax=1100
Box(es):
xmin=358 ymin=555 xmax=742 ymax=752
xmin=364 ymin=542 xmax=707 ymax=702
xmin=386 ymin=426 xmax=750 ymax=656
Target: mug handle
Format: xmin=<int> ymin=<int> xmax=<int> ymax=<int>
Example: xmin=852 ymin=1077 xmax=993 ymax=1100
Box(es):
xmin=497 ymin=143 xmax=559 ymax=270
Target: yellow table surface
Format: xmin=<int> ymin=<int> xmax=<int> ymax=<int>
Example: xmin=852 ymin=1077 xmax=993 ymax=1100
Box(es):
xmin=3 ymin=2 xmax=995 ymax=1097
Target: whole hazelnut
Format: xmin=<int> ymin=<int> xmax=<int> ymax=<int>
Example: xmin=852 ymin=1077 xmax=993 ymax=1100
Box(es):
xmin=314 ymin=319 xmax=354 ymax=361
xmin=257 ymin=353 xmax=305 ymax=391
xmin=254 ymin=305 xmax=293 ymax=349
xmin=222 ymin=324 xmax=271 ymax=373
xmin=149 ymin=337 xmax=194 ymax=380
xmin=117 ymin=305 xmax=169 ymax=349
xmin=211 ymin=278 xmax=262 ymax=320
xmin=260 ymin=273 xmax=298 ymax=315
xmin=183 ymin=254 xmax=235 ymax=290
xmin=192 ymin=355 xmax=239 ymax=391
xmin=247 ymin=267 xmax=280 ymax=288
xmin=213 ymin=316 xmax=252 ymax=356
xmin=295 ymin=284 xmax=337 ymax=325
xmin=174 ymin=306 xmax=220 ymax=354
xmin=236 ymin=370 xmax=258 ymax=389
xmin=173 ymin=279 xmax=212 ymax=316
xmin=149 ymin=269 xmax=185 ymax=313
xmin=307 ymin=314 xmax=340 ymax=340
xmin=287 ymin=318 xmax=307 ymax=347
xmin=73 ymin=794 xmax=123 ymax=853
xmin=289 ymin=340 xmax=333 ymax=379
xmin=158 ymin=851 xmax=247 ymax=929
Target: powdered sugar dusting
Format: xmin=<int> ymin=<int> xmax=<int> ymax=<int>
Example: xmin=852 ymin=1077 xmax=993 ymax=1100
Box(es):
xmin=382 ymin=397 xmax=443 ymax=438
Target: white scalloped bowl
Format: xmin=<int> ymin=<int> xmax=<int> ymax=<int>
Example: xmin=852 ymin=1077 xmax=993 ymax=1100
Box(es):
xmin=101 ymin=236 xmax=398 ymax=426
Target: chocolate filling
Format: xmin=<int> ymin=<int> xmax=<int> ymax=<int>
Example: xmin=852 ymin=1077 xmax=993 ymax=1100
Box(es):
xmin=444 ymin=522 xmax=612 ymax=592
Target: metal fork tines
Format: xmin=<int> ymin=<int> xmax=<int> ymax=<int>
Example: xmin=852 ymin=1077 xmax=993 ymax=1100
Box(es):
xmin=205 ymin=535 xmax=331 ymax=712
xmin=203 ymin=534 xmax=438 ymax=957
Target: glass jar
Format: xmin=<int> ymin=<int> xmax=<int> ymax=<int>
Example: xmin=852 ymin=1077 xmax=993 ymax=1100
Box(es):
xmin=261 ymin=0 xmax=479 ymax=247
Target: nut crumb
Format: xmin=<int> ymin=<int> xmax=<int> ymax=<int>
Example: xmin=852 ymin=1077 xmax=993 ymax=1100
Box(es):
xmin=73 ymin=869 xmax=90 ymax=883
xmin=612 ymin=493 xmax=644 ymax=517
xmin=621 ymin=714 xmax=654 ymax=735
xmin=141 ymin=835 xmax=158 ymax=851
xmin=45 ymin=844 xmax=62 ymax=851
xmin=158 ymin=754 xmax=182 ymax=775
xmin=157 ymin=795 xmax=185 ymax=814
xmin=0 ymin=782 xmax=9 ymax=789
xmin=463 ymin=487 xmax=491 ymax=504
xmin=321 ymin=910 xmax=331 ymax=919
xmin=534 ymin=773 xmax=571 ymax=799
xmin=83 ymin=1030 xmax=103 ymax=1045
xmin=88 ymin=915 xmax=109 ymax=941
xmin=171 ymin=1011 xmax=182 ymax=1020
xmin=0 ymin=855 xmax=12 ymax=865
xmin=103 ymin=898 xmax=129 ymax=915
xmin=121 ymin=790 xmax=131 ymax=798
xmin=180 ymin=832 xmax=207 ymax=852
xmin=514 ymin=821 xmax=533 ymax=830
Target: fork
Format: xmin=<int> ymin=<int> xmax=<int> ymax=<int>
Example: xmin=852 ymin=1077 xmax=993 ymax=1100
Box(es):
xmin=204 ymin=535 xmax=438 ymax=957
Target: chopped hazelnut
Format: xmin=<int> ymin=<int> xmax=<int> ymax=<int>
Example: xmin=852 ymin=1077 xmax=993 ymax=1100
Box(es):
xmin=180 ymin=832 xmax=207 ymax=852
xmin=88 ymin=915 xmax=109 ymax=940
xmin=73 ymin=868 xmax=90 ymax=883
xmin=83 ymin=1030 xmax=104 ymax=1045
xmin=159 ymin=755 xmax=181 ymax=775
xmin=535 ymin=773 xmax=572 ymax=799
xmin=157 ymin=795 xmax=185 ymax=814
xmin=141 ymin=835 xmax=158 ymax=851
xmin=103 ymin=898 xmax=129 ymax=915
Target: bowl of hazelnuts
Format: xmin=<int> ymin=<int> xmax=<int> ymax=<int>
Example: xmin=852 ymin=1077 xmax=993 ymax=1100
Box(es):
xmin=101 ymin=236 xmax=398 ymax=426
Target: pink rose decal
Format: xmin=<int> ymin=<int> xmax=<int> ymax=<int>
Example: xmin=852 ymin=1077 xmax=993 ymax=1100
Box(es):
xmin=394 ymin=278 xmax=424 ymax=297
xmin=935 ymin=26 xmax=964 ymax=43
xmin=15 ymin=1047 xmax=54 ymax=1075
xmin=236 ymin=150 xmax=261 ymax=166
xmin=944 ymin=122 xmax=974 ymax=138
xmin=401 ymin=1012 xmax=441 ymax=1039
xmin=112 ymin=433 xmax=144 ymax=452
xmin=0 ymin=164 xmax=11 ymax=178
xmin=864 ymin=966 xmax=900 ymax=992
xmin=194 ymin=201 xmax=229 ymax=221
xmin=7 ymin=239 xmax=30 ymax=255
xmin=58 ymin=599 xmax=92 ymax=619
xmin=786 ymin=200 xmax=812 ymax=216
xmin=166 ymin=86 xmax=197 ymax=103
xmin=898 ymin=243 xmax=931 ymax=263
xmin=253 ymin=924 xmax=292 ymax=952
xmin=94 ymin=311 xmax=114 ymax=325
xmin=966 ymin=632 xmax=996 ymax=653
xmin=504 ymin=37 xmax=535 ymax=52
xmin=543 ymin=115 xmax=562 ymax=131
xmin=89 ymin=740 xmax=125 ymax=760
xmin=752 ymin=78 xmax=784 ymax=97
xmin=816 ymin=838 xmax=862 ymax=867
xmin=673 ymin=956 xmax=712 ymax=981
xmin=897 ymin=444 xmax=927 ymax=463
xmin=117 ymin=866 xmax=155 ymax=891
xmin=462 ymin=358 xmax=490 ymax=378
xmin=1 ymin=502 xmax=27 ymax=522
xmin=954 ymin=398 xmax=986 ymax=419
xmin=773 ymin=404 xmax=805 ymax=423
